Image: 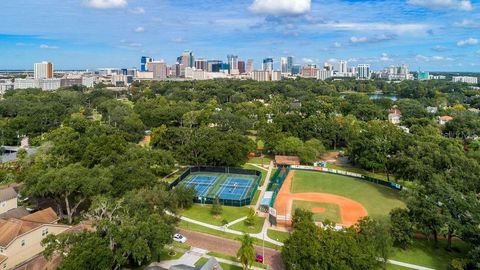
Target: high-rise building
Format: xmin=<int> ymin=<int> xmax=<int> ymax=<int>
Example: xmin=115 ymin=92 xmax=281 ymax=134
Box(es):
xmin=338 ymin=60 xmax=348 ymax=74
xmin=417 ymin=71 xmax=430 ymax=81
xmin=147 ymin=61 xmax=167 ymax=80
xmin=246 ymin=59 xmax=254 ymax=74
xmin=140 ymin=56 xmax=152 ymax=72
xmin=301 ymin=65 xmax=319 ymax=78
xmin=227 ymin=55 xmax=239 ymax=72
xmin=238 ymin=61 xmax=246 ymax=74
xmin=281 ymin=56 xmax=293 ymax=74
xmin=357 ymin=64 xmax=371 ymax=79
xmin=207 ymin=60 xmax=222 ymax=72
xmin=181 ymin=51 xmax=194 ymax=68
xmin=195 ymin=59 xmax=207 ymax=70
xmin=292 ymin=64 xmax=301 ymax=75
xmin=318 ymin=70 xmax=333 ymax=81
xmin=262 ymin=58 xmax=274 ymax=72
xmin=452 ymin=76 xmax=478 ymax=84
xmin=324 ymin=62 xmax=334 ymax=71
xmin=34 ymin=61 xmax=53 ymax=79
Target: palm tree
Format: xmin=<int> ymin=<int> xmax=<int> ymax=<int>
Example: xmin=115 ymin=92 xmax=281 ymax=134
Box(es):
xmin=237 ymin=234 xmax=256 ymax=270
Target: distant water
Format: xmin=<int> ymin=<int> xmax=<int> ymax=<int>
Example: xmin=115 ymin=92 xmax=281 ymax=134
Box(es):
xmin=368 ymin=94 xmax=398 ymax=101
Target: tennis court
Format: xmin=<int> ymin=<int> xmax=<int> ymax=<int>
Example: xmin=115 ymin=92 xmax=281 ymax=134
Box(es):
xmin=184 ymin=175 xmax=218 ymax=197
xmin=218 ymin=177 xmax=253 ymax=200
xmin=175 ymin=167 xmax=262 ymax=206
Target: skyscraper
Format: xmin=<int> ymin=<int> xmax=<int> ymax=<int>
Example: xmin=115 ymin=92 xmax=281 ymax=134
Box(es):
xmin=34 ymin=61 xmax=53 ymax=79
xmin=140 ymin=56 xmax=152 ymax=72
xmin=195 ymin=58 xmax=207 ymax=70
xmin=246 ymin=59 xmax=254 ymax=74
xmin=338 ymin=60 xmax=348 ymax=74
xmin=281 ymin=56 xmax=293 ymax=74
xmin=227 ymin=55 xmax=238 ymax=71
xmin=262 ymin=58 xmax=274 ymax=72
xmin=181 ymin=51 xmax=194 ymax=68
xmin=238 ymin=60 xmax=246 ymax=74
xmin=147 ymin=61 xmax=167 ymax=80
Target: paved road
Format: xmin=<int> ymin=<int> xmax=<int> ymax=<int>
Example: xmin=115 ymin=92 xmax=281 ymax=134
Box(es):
xmin=178 ymin=229 xmax=285 ymax=270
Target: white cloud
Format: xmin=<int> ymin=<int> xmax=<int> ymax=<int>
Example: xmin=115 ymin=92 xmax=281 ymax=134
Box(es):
xmin=322 ymin=22 xmax=429 ymax=34
xmin=457 ymin=37 xmax=479 ymax=47
xmin=129 ymin=7 xmax=145 ymax=14
xmin=454 ymin=19 xmax=480 ymax=28
xmin=432 ymin=45 xmax=449 ymax=52
xmin=333 ymin=42 xmax=342 ymax=48
xmin=408 ymin=0 xmax=473 ymax=11
xmin=171 ymin=37 xmax=186 ymax=43
xmin=380 ymin=53 xmax=392 ymax=61
xmin=350 ymin=36 xmax=368 ymax=43
xmin=83 ymin=0 xmax=127 ymax=9
xmin=326 ymin=58 xmax=338 ymax=63
xmin=302 ymin=58 xmax=314 ymax=64
xmin=133 ymin=26 xmax=145 ymax=33
xmin=415 ymin=54 xmax=454 ymax=62
xmin=249 ymin=0 xmax=311 ymax=15
xmin=39 ymin=44 xmax=59 ymax=49
xmin=16 ymin=42 xmax=32 ymax=47
xmin=415 ymin=54 xmax=429 ymax=61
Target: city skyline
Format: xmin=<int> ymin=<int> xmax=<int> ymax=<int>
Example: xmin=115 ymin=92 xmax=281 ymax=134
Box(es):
xmin=1 ymin=0 xmax=480 ymax=71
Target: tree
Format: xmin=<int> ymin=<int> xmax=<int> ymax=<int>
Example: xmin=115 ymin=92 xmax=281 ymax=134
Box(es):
xmin=211 ymin=196 xmax=223 ymax=216
xmin=237 ymin=234 xmax=256 ymax=270
xmin=357 ymin=217 xmax=393 ymax=270
xmin=389 ymin=208 xmax=414 ymax=249
xmin=275 ymin=136 xmax=303 ymax=155
xmin=244 ymin=208 xmax=256 ymax=227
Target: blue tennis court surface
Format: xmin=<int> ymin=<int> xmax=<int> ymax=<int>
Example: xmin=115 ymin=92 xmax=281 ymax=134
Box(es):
xmin=217 ymin=177 xmax=253 ymax=200
xmin=185 ymin=175 xmax=217 ymax=197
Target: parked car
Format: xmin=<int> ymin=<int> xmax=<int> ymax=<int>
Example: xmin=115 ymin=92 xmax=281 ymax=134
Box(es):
xmin=173 ymin=233 xmax=187 ymax=243
xmin=255 ymin=254 xmax=264 ymax=263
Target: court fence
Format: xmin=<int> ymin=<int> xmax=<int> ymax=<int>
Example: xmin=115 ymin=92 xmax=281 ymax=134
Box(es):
xmin=169 ymin=166 xmax=262 ymax=207
xmin=266 ymin=165 xmax=291 ymax=207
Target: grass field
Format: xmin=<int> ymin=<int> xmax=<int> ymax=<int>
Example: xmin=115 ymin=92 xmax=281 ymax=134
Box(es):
xmin=267 ymin=229 xmax=290 ymax=243
xmin=290 ymin=170 xmax=405 ymax=220
xmin=390 ymin=239 xmax=469 ymax=270
xmin=178 ymin=221 xmax=281 ymax=250
xmin=228 ymin=216 xmax=264 ymax=234
xmin=181 ymin=204 xmax=251 ymax=226
xmin=292 ymin=200 xmax=342 ymax=224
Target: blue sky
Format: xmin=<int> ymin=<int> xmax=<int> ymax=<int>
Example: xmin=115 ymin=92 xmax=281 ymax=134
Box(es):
xmin=0 ymin=0 xmax=479 ymax=71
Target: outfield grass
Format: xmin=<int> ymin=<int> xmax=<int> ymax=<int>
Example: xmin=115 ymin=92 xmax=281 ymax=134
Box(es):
xmin=228 ymin=216 xmax=265 ymax=234
xmin=267 ymin=229 xmax=290 ymax=243
xmin=181 ymin=204 xmax=251 ymax=226
xmin=292 ymin=200 xmax=342 ymax=224
xmin=390 ymin=239 xmax=469 ymax=270
xmin=327 ymin=162 xmax=389 ymax=181
xmin=291 ymin=170 xmax=405 ymax=220
xmin=178 ymin=220 xmax=281 ymax=250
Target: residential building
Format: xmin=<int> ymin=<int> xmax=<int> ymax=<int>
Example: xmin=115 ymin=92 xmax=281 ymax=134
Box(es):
xmin=380 ymin=65 xmax=412 ymax=81
xmin=60 ymin=74 xmax=83 ymax=88
xmin=429 ymin=75 xmax=446 ymax=80
xmin=324 ymin=62 xmax=334 ymax=71
xmin=318 ymin=70 xmax=333 ymax=81
xmin=357 ymin=64 xmax=371 ymax=79
xmin=34 ymin=61 xmax=53 ymax=79
xmin=0 ymin=208 xmax=70 ymax=269
xmin=252 ymin=70 xmax=270 ymax=82
xmin=388 ymin=107 xmax=402 ymax=125
xmin=0 ymin=188 xmax=17 ymax=215
xmin=238 ymin=60 xmax=246 ymax=74
xmin=14 ymin=78 xmax=39 ymax=89
xmin=39 ymin=78 xmax=61 ymax=91
xmin=452 ymin=76 xmax=478 ymax=84
xmin=262 ymin=58 xmax=274 ymax=72
xmin=0 ymin=79 xmax=14 ymax=94
xmin=438 ymin=115 xmax=454 ymax=125
xmin=301 ymin=65 xmax=319 ymax=78
xmin=338 ymin=60 xmax=348 ymax=74
xmin=147 ymin=61 xmax=168 ymax=80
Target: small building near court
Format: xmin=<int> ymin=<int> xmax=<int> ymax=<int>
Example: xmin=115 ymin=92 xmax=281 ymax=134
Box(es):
xmin=274 ymin=155 xmax=300 ymax=167
xmin=259 ymin=191 xmax=274 ymax=212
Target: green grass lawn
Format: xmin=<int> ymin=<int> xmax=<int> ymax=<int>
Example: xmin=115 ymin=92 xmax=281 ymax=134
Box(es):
xmin=291 ymin=170 xmax=405 ymax=220
xmin=195 ymin=258 xmax=243 ymax=270
xmin=267 ymin=229 xmax=290 ymax=243
xmin=228 ymin=216 xmax=265 ymax=234
xmin=327 ymin=162 xmax=390 ymax=181
xmin=250 ymin=190 xmax=261 ymax=206
xmin=247 ymin=156 xmax=272 ymax=165
xmin=390 ymin=239 xmax=469 ymax=270
xmin=178 ymin=220 xmax=281 ymax=250
xmin=181 ymin=204 xmax=251 ymax=226
xmin=292 ymin=200 xmax=342 ymax=224
xmin=159 ymin=249 xmax=184 ymax=261
xmin=207 ymin=251 xmax=266 ymax=269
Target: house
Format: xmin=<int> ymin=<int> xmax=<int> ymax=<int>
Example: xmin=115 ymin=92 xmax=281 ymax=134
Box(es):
xmin=0 ymin=208 xmax=70 ymax=269
xmin=146 ymin=257 xmax=223 ymax=270
xmin=0 ymin=188 xmax=17 ymax=215
xmin=388 ymin=107 xmax=402 ymax=125
xmin=438 ymin=115 xmax=454 ymax=125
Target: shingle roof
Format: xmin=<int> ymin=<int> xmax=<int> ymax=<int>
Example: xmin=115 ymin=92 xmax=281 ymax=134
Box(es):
xmin=0 ymin=187 xmax=17 ymax=202
xmin=0 ymin=207 xmax=30 ymax=219
xmin=0 ymin=207 xmax=59 ymax=247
